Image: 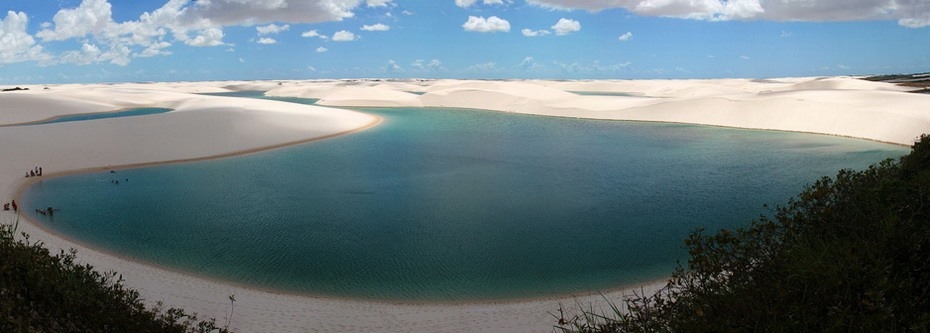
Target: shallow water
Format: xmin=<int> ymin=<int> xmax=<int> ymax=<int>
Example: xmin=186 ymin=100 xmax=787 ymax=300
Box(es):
xmin=22 ymin=103 xmax=908 ymax=301
xmin=569 ymin=91 xmax=644 ymax=97
xmin=29 ymin=107 xmax=172 ymax=125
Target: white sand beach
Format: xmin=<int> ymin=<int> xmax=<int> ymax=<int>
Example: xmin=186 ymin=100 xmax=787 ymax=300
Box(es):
xmin=1 ymin=77 xmax=928 ymax=332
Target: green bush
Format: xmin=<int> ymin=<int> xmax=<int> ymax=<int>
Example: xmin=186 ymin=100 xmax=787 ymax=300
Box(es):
xmin=0 ymin=222 xmax=231 ymax=333
xmin=558 ymin=135 xmax=930 ymax=332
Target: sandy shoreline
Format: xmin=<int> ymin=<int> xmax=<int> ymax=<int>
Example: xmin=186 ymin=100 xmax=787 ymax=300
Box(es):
xmin=2 ymin=77 xmax=928 ymax=332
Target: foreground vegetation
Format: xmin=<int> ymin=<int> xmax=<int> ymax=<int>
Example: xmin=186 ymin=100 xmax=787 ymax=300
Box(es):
xmin=559 ymin=135 xmax=930 ymax=332
xmin=0 ymin=219 xmax=231 ymax=332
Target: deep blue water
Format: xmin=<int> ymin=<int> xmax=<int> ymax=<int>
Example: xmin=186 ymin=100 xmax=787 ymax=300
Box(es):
xmin=30 ymin=107 xmax=172 ymax=125
xmin=22 ymin=103 xmax=908 ymax=301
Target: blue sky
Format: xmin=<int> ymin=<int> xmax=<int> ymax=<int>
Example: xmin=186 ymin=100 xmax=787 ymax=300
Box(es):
xmin=1 ymin=0 xmax=928 ymax=83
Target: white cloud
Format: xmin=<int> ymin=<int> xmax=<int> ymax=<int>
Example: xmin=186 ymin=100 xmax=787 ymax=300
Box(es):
xmin=519 ymin=56 xmax=544 ymax=71
xmin=332 ymin=30 xmax=357 ymax=41
xmin=456 ymin=0 xmax=506 ymax=7
xmin=469 ymin=62 xmax=497 ymax=71
xmin=740 ymin=55 xmax=750 ymax=60
xmin=256 ymin=23 xmax=289 ymax=35
xmin=60 ymin=42 xmax=131 ymax=66
xmin=558 ymin=60 xmax=631 ymax=73
xmin=257 ymin=37 xmax=277 ymax=44
xmin=462 ymin=16 xmax=510 ymax=33
xmin=456 ymin=0 xmax=478 ymax=8
xmin=2 ymin=0 xmax=411 ymax=67
xmin=61 ymin=43 xmax=101 ymax=65
xmin=367 ymin=0 xmax=393 ymax=7
xmin=178 ymin=0 xmax=359 ymax=26
xmin=182 ymin=27 xmax=225 ymax=47
xmin=138 ymin=41 xmax=172 ymax=57
xmin=618 ymin=31 xmax=633 ymax=41
xmin=386 ymin=59 xmax=402 ymax=72
xmin=301 ymin=30 xmax=328 ymax=39
xmin=412 ymin=58 xmax=444 ymax=71
xmin=0 ymin=11 xmax=52 ymax=64
xmin=36 ymin=0 xmax=113 ymax=41
xmin=101 ymin=43 xmax=131 ymax=65
xmin=402 ymin=10 xmax=414 ymax=15
xmin=551 ymin=18 xmax=580 ymax=35
xmin=525 ymin=0 xmax=930 ymax=27
xmin=316 ymin=46 xmax=328 ymax=52
xmin=361 ymin=23 xmax=390 ymax=31
xmin=30 ymin=0 xmax=230 ymax=66
xmin=521 ymin=28 xmax=550 ymax=37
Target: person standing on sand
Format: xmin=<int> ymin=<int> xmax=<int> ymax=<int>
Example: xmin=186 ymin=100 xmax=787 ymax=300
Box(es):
xmin=11 ymin=200 xmax=17 ymax=212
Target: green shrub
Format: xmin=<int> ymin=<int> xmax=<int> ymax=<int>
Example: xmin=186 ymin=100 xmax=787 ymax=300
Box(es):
xmin=0 ymin=222 xmax=231 ymax=333
xmin=558 ymin=135 xmax=930 ymax=332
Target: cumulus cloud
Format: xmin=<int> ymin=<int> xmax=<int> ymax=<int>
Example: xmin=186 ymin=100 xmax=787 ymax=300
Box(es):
xmin=23 ymin=0 xmax=474 ymax=68
xmin=180 ymin=27 xmax=225 ymax=47
xmin=618 ymin=31 xmax=633 ymax=41
xmin=332 ymin=30 xmax=357 ymax=41
xmin=13 ymin=0 xmax=579 ymax=68
xmin=36 ymin=0 xmax=113 ymax=41
xmin=386 ymin=59 xmax=402 ymax=72
xmin=61 ymin=43 xmax=102 ymax=65
xmin=301 ymin=29 xmax=328 ymax=39
xmin=521 ymin=28 xmax=550 ymax=37
xmin=361 ymin=23 xmax=390 ymax=31
xmin=177 ymin=0 xmax=358 ymax=26
xmin=411 ymin=58 xmax=444 ymax=71
xmin=558 ymin=60 xmax=632 ymax=73
xmin=456 ymin=0 xmax=506 ymax=7
xmin=366 ymin=0 xmax=393 ymax=7
xmin=316 ymin=46 xmax=328 ymax=52
xmin=519 ymin=56 xmax=544 ymax=71
xmin=462 ymin=16 xmax=510 ymax=32
xmin=456 ymin=0 xmax=478 ymax=8
xmin=525 ymin=0 xmax=930 ymax=27
xmin=138 ymin=41 xmax=172 ymax=57
xmin=21 ymin=0 xmax=382 ymax=66
xmin=0 ymin=11 xmax=52 ymax=64
xmin=256 ymin=23 xmax=289 ymax=35
xmin=551 ymin=18 xmax=581 ymax=35
xmin=469 ymin=62 xmax=497 ymax=71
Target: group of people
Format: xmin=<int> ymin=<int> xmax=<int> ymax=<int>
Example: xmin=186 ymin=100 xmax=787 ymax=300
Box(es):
xmin=35 ymin=207 xmax=57 ymax=216
xmin=5 ymin=166 xmax=56 ymax=217
xmin=3 ymin=200 xmax=57 ymax=217
xmin=25 ymin=166 xmax=43 ymax=178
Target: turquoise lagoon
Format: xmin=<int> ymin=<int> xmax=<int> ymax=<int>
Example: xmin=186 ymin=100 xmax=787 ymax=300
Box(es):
xmin=22 ymin=102 xmax=908 ymax=301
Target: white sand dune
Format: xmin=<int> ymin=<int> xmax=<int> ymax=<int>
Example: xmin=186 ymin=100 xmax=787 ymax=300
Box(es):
xmin=297 ymin=76 xmax=928 ymax=145
xmin=317 ymin=86 xmax=424 ymax=107
xmin=1 ymin=77 xmax=927 ymax=332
